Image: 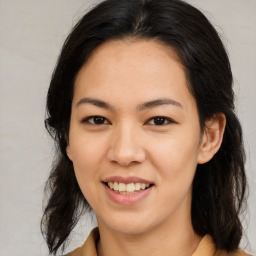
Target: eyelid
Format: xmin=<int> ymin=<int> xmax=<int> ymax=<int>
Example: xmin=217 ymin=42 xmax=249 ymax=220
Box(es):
xmin=146 ymin=116 xmax=176 ymax=125
xmin=81 ymin=115 xmax=111 ymax=125
xmin=80 ymin=115 xmax=175 ymax=126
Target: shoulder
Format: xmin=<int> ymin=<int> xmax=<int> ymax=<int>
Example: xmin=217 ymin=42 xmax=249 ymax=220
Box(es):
xmin=215 ymin=249 xmax=252 ymax=256
xmin=65 ymin=228 xmax=99 ymax=256
xmin=193 ymin=235 xmax=253 ymax=256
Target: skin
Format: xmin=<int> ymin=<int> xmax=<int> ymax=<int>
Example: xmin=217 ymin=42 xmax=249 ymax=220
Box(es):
xmin=67 ymin=39 xmax=226 ymax=256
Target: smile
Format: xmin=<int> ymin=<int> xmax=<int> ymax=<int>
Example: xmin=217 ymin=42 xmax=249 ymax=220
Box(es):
xmin=106 ymin=182 xmax=152 ymax=194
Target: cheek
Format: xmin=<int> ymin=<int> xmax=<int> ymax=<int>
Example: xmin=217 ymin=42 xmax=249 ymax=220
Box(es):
xmin=70 ymin=130 xmax=106 ymax=166
xmin=153 ymin=139 xmax=198 ymax=213
xmin=68 ymin=133 xmax=107 ymax=193
xmin=149 ymin=133 xmax=200 ymax=184
xmin=69 ymin=137 xmax=106 ymax=208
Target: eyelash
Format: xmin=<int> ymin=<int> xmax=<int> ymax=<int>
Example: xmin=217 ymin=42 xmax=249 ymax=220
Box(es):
xmin=81 ymin=116 xmax=175 ymax=126
xmin=81 ymin=116 xmax=110 ymax=125
xmin=147 ymin=116 xmax=174 ymax=126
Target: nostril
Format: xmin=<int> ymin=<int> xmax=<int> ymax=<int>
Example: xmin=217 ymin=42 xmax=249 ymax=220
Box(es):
xmin=107 ymin=138 xmax=146 ymax=166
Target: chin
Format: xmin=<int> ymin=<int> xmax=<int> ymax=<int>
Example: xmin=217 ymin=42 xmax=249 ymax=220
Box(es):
xmin=112 ymin=224 xmax=151 ymax=236
xmin=97 ymin=213 xmax=159 ymax=236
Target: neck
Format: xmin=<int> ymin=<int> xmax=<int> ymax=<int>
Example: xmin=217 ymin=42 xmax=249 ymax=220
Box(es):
xmin=97 ymin=214 xmax=202 ymax=256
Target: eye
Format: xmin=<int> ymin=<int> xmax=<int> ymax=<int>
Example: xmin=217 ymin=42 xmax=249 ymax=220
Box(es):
xmin=146 ymin=116 xmax=174 ymax=126
xmin=81 ymin=116 xmax=110 ymax=125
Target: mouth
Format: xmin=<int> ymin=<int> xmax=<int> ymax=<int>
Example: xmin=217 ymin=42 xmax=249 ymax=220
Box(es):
xmin=102 ymin=176 xmax=154 ymax=205
xmin=103 ymin=181 xmax=154 ymax=194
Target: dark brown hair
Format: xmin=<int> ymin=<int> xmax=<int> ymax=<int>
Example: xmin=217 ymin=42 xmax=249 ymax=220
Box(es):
xmin=41 ymin=0 xmax=247 ymax=254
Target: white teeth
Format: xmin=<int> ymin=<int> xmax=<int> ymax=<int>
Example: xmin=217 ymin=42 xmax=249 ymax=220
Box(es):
xmin=109 ymin=182 xmax=114 ymax=189
xmin=126 ymin=183 xmax=135 ymax=192
xmin=118 ymin=183 xmax=126 ymax=192
xmin=135 ymin=183 xmax=141 ymax=190
xmin=107 ymin=182 xmax=151 ymax=194
xmin=114 ymin=182 xmax=119 ymax=191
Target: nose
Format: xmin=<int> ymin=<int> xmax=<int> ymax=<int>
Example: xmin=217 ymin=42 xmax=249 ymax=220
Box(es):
xmin=107 ymin=123 xmax=146 ymax=167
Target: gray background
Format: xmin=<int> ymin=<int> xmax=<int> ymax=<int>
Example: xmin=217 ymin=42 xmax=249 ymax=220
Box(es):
xmin=0 ymin=0 xmax=255 ymax=255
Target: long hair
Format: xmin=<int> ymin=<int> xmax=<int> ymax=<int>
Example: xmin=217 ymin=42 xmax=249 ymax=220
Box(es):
xmin=41 ymin=0 xmax=247 ymax=254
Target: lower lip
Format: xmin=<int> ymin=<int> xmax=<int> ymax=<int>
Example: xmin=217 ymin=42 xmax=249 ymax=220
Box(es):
xmin=103 ymin=183 xmax=154 ymax=205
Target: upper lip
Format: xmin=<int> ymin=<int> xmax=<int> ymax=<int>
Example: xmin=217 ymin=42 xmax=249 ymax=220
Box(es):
xmin=103 ymin=176 xmax=154 ymax=184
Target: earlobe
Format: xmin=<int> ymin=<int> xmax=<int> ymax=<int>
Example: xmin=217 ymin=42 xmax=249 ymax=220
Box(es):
xmin=197 ymin=113 xmax=226 ymax=164
xmin=65 ymin=134 xmax=73 ymax=161
xmin=66 ymin=145 xmax=73 ymax=161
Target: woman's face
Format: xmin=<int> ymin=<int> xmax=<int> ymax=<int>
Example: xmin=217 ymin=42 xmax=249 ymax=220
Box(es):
xmin=67 ymin=39 xmax=206 ymax=235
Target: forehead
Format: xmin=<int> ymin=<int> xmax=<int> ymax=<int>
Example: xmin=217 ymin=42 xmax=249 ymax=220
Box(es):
xmin=73 ymin=39 xmax=195 ymax=111
xmin=76 ymin=39 xmax=182 ymax=80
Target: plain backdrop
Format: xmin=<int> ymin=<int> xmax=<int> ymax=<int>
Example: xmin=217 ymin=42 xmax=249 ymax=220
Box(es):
xmin=0 ymin=0 xmax=255 ymax=255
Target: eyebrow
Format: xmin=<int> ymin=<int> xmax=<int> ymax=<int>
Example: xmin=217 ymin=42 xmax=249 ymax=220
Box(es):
xmin=75 ymin=97 xmax=183 ymax=111
xmin=76 ymin=98 xmax=114 ymax=110
xmin=137 ymin=98 xmax=183 ymax=110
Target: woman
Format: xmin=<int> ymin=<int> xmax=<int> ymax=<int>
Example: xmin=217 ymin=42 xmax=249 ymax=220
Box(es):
xmin=41 ymin=0 xmax=251 ymax=255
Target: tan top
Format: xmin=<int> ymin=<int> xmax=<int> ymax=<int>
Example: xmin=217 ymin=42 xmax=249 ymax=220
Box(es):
xmin=67 ymin=228 xmax=252 ymax=256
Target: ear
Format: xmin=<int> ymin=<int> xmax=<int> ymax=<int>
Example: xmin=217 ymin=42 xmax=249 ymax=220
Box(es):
xmin=66 ymin=144 xmax=73 ymax=161
xmin=65 ymin=135 xmax=73 ymax=161
xmin=197 ymin=113 xmax=226 ymax=164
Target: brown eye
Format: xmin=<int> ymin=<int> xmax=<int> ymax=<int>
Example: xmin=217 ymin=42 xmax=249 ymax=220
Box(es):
xmin=82 ymin=116 xmax=109 ymax=125
xmin=93 ymin=116 xmax=106 ymax=124
xmin=147 ymin=116 xmax=174 ymax=126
